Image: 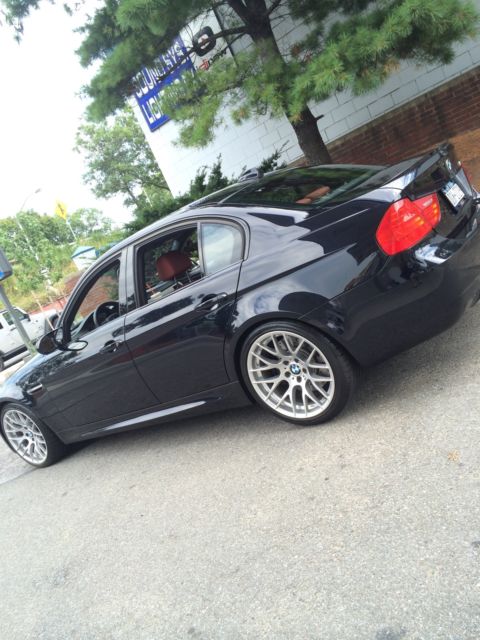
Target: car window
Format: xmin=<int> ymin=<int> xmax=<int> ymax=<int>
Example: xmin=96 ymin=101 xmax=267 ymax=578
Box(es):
xmin=222 ymin=166 xmax=382 ymax=210
xmin=140 ymin=225 xmax=203 ymax=304
xmin=2 ymin=312 xmax=13 ymax=327
xmin=69 ymin=261 xmax=121 ymax=338
xmin=3 ymin=308 xmax=27 ymax=325
xmin=200 ymin=223 xmax=243 ymax=275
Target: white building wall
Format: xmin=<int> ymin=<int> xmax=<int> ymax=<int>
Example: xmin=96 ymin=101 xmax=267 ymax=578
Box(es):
xmin=136 ymin=3 xmax=480 ymax=196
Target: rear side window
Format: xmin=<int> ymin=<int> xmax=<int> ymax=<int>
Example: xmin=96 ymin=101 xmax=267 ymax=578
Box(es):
xmin=200 ymin=223 xmax=243 ymax=275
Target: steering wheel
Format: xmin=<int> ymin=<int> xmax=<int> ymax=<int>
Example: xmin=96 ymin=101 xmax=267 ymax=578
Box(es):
xmin=93 ymin=301 xmax=120 ymax=328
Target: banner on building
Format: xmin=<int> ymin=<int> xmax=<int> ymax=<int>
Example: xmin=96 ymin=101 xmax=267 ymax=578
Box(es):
xmin=134 ymin=13 xmax=232 ymax=131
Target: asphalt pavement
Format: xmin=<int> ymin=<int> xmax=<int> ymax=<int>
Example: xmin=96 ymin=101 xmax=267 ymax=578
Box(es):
xmin=0 ymin=308 xmax=479 ymax=639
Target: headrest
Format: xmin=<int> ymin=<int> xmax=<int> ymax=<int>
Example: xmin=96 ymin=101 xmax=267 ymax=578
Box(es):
xmin=156 ymin=251 xmax=192 ymax=281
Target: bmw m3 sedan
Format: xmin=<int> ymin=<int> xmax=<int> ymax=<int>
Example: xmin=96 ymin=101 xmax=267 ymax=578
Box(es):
xmin=2 ymin=144 xmax=480 ymax=467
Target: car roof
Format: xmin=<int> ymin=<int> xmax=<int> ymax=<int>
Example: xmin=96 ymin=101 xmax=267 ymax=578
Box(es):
xmin=94 ymin=162 xmax=388 ymax=270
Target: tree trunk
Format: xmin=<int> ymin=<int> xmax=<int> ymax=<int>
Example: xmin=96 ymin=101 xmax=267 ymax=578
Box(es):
xmin=290 ymin=107 xmax=332 ymax=165
xmin=226 ymin=1 xmax=332 ymax=166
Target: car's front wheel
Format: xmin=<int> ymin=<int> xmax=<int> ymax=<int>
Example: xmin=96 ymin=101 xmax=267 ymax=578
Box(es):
xmin=241 ymin=322 xmax=356 ymax=425
xmin=1 ymin=404 xmax=67 ymax=467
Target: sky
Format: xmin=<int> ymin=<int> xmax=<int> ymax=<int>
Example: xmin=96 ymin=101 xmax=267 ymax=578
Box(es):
xmin=0 ymin=2 xmax=132 ymax=226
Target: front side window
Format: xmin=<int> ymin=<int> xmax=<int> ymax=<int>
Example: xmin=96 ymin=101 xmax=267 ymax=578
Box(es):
xmin=69 ymin=261 xmax=121 ymax=337
xmin=140 ymin=226 xmax=202 ymax=304
xmin=200 ymin=223 xmax=243 ymax=275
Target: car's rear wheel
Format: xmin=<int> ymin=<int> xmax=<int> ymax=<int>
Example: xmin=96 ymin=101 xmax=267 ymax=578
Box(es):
xmin=241 ymin=322 xmax=356 ymax=425
xmin=1 ymin=404 xmax=67 ymax=467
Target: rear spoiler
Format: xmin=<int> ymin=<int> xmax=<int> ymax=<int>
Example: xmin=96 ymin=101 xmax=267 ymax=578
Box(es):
xmin=385 ymin=143 xmax=462 ymax=193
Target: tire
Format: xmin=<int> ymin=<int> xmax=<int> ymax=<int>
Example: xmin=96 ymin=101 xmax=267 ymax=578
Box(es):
xmin=240 ymin=321 xmax=356 ymax=425
xmin=1 ymin=403 xmax=67 ymax=467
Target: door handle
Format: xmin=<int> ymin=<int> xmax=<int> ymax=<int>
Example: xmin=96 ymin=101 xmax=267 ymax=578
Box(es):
xmin=99 ymin=340 xmax=121 ymax=354
xmin=195 ymin=292 xmax=228 ymax=311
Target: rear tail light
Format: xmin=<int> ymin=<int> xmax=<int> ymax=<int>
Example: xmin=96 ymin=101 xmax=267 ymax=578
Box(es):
xmin=376 ymin=193 xmax=441 ymax=256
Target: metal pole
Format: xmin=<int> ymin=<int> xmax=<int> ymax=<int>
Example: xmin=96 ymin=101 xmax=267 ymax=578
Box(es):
xmin=66 ymin=219 xmax=77 ymax=241
xmin=0 ymin=285 xmax=36 ymax=356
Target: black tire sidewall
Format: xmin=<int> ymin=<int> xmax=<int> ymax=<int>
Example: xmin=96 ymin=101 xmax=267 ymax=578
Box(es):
xmin=240 ymin=321 xmax=356 ymax=425
xmin=1 ymin=403 xmax=66 ymax=467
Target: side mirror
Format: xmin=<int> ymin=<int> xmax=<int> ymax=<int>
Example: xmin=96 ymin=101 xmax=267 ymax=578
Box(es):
xmin=37 ymin=331 xmax=59 ymax=355
xmin=37 ymin=328 xmax=87 ymax=355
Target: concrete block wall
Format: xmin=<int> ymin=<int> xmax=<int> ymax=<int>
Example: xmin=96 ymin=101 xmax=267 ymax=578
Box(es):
xmin=329 ymin=66 xmax=480 ymax=166
xmin=137 ymin=1 xmax=480 ymax=196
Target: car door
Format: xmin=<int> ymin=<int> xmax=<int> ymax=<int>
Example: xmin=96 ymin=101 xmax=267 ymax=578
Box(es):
xmin=37 ymin=253 xmax=158 ymax=431
xmin=123 ymin=219 xmax=245 ymax=403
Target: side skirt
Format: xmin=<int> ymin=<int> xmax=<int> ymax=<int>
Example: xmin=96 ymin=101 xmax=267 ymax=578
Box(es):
xmin=60 ymin=381 xmax=251 ymax=444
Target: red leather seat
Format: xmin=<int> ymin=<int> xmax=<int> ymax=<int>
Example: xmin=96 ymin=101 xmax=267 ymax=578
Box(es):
xmin=156 ymin=251 xmax=192 ymax=281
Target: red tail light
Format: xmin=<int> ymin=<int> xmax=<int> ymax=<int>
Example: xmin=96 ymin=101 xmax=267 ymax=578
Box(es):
xmin=376 ymin=193 xmax=441 ymax=256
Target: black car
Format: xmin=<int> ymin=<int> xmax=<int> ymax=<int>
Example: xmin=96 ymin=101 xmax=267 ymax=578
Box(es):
xmin=2 ymin=144 xmax=480 ymax=467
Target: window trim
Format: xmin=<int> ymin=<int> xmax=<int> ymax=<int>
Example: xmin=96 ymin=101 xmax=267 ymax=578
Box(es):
xmin=131 ymin=216 xmax=247 ymax=311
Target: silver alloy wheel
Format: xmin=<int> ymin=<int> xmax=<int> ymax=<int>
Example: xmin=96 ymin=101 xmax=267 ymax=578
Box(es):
xmin=247 ymin=330 xmax=335 ymax=419
xmin=2 ymin=409 xmax=48 ymax=464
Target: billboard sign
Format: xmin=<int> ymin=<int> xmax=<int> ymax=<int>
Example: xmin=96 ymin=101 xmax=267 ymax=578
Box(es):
xmin=134 ymin=36 xmax=195 ymax=131
xmin=133 ymin=13 xmax=232 ymax=131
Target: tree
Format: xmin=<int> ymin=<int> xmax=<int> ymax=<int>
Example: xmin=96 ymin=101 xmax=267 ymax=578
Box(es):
xmin=75 ymin=105 xmax=169 ymax=208
xmin=0 ymin=208 xmax=117 ymax=302
xmin=3 ymin=2 xmax=479 ymax=164
xmin=126 ymin=150 xmax=285 ymax=233
xmin=3 ymin=0 xmax=479 ymax=164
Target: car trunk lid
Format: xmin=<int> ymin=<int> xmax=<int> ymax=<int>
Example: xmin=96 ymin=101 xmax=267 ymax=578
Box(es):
xmin=385 ymin=143 xmax=477 ymax=239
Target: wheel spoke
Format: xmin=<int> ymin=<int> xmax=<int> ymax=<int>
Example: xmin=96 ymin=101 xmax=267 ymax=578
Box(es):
xmin=308 ymin=362 xmax=330 ymax=370
xmin=265 ymin=379 xmax=282 ymax=401
xmin=248 ymin=364 xmax=279 ymax=373
xmin=254 ymin=353 xmax=278 ymax=366
xmin=309 ymin=379 xmax=329 ymax=399
xmin=259 ymin=343 xmax=278 ymax=357
xmin=310 ymin=375 xmax=332 ymax=383
xmin=274 ymin=387 xmax=290 ymax=409
xmin=302 ymin=388 xmax=309 ymax=417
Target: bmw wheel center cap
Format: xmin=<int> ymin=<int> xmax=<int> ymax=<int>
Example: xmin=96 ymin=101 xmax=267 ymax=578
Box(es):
xmin=290 ymin=363 xmax=301 ymax=375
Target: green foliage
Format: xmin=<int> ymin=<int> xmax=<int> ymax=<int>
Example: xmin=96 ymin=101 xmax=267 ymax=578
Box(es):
xmin=0 ymin=208 xmax=118 ymax=309
xmin=75 ymin=105 xmax=169 ymax=209
xmin=126 ymin=150 xmax=285 ymax=233
xmin=3 ymin=0 xmax=479 ymax=163
xmin=159 ymin=0 xmax=479 ymax=148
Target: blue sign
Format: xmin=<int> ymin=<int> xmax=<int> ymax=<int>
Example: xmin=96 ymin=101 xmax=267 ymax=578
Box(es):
xmin=0 ymin=249 xmax=12 ymax=282
xmin=134 ymin=36 xmax=195 ymax=131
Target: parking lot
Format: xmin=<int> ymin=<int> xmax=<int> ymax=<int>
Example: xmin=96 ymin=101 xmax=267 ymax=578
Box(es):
xmin=0 ymin=307 xmax=479 ymax=640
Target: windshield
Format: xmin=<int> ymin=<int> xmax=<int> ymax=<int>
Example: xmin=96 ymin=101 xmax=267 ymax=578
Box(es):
xmin=220 ymin=166 xmax=383 ymax=210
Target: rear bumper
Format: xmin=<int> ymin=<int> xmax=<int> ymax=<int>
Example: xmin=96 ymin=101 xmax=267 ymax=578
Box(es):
xmin=303 ymin=207 xmax=480 ymax=367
